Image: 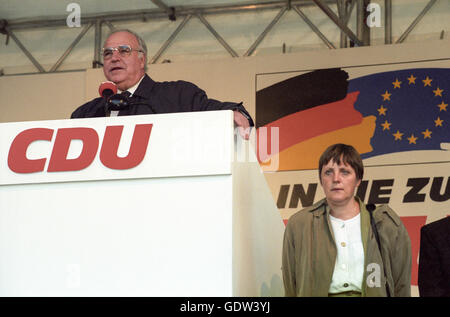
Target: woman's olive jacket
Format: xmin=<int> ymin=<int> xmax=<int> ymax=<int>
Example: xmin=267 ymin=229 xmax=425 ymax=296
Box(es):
xmin=282 ymin=197 xmax=412 ymax=297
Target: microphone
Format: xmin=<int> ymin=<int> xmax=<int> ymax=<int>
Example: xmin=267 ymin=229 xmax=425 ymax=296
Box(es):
xmin=99 ymin=81 xmax=117 ymax=98
xmin=98 ymin=81 xmax=130 ymax=114
xmin=98 ymin=81 xmax=156 ymax=115
xmin=107 ymin=93 xmax=130 ymax=111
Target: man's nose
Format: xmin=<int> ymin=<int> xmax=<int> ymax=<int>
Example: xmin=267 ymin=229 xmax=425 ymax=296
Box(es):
xmin=110 ymin=50 xmax=122 ymax=61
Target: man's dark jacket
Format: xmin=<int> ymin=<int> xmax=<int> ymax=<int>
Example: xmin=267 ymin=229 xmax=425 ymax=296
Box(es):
xmin=71 ymin=74 xmax=253 ymax=125
xmin=418 ymin=216 xmax=450 ymax=297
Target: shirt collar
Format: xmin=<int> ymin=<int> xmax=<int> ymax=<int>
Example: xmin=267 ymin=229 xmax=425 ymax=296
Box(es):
xmin=311 ymin=196 xmax=366 ymax=218
xmin=118 ymin=74 xmax=145 ymax=96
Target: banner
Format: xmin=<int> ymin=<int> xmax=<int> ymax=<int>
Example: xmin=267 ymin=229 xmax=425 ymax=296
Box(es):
xmin=256 ymin=62 xmax=450 ymax=292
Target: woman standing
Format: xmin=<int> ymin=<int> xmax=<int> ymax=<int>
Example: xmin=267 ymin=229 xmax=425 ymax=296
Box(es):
xmin=282 ymin=143 xmax=411 ymax=297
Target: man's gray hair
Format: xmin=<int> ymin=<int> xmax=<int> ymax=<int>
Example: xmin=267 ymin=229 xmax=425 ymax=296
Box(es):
xmin=103 ymin=28 xmax=148 ymax=72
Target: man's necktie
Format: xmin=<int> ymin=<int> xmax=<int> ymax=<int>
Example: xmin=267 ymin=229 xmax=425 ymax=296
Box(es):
xmin=121 ymin=91 xmax=131 ymax=98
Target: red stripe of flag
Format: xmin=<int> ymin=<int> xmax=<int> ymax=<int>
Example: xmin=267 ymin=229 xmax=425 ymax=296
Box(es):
xmin=257 ymin=92 xmax=362 ymax=162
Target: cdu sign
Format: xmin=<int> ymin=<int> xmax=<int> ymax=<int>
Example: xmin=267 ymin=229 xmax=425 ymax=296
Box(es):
xmin=8 ymin=124 xmax=153 ymax=173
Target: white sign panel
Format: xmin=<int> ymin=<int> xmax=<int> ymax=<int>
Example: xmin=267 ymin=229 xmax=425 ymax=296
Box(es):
xmin=0 ymin=111 xmax=234 ymax=185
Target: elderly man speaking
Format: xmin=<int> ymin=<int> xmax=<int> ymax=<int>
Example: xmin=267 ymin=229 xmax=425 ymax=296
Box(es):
xmin=71 ymin=29 xmax=253 ymax=139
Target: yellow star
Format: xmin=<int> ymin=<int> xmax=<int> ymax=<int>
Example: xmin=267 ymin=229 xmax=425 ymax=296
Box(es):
xmin=377 ymin=105 xmax=387 ymax=116
xmin=393 ymin=130 xmax=403 ymax=141
xmin=433 ymin=87 xmax=444 ymax=97
xmin=435 ymin=117 xmax=444 ymax=127
xmin=438 ymin=101 xmax=448 ymax=111
xmin=407 ymin=75 xmax=416 ymax=84
xmin=422 ymin=129 xmax=432 ymax=139
xmin=422 ymin=76 xmax=433 ymax=87
xmin=381 ymin=120 xmax=391 ymax=131
xmin=408 ymin=134 xmax=418 ymax=144
xmin=381 ymin=90 xmax=391 ymax=101
xmin=392 ymin=79 xmax=402 ymax=89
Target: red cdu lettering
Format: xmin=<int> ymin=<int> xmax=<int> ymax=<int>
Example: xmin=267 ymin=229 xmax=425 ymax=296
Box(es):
xmin=47 ymin=128 xmax=99 ymax=172
xmin=100 ymin=124 xmax=153 ymax=170
xmin=8 ymin=128 xmax=54 ymax=173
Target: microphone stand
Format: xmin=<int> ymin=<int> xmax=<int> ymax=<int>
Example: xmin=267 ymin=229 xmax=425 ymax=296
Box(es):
xmin=104 ymin=95 xmax=156 ymax=116
xmin=127 ymin=100 xmax=156 ymax=114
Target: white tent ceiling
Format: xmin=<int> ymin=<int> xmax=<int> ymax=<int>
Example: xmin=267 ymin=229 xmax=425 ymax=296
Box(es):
xmin=0 ymin=0 xmax=449 ymax=75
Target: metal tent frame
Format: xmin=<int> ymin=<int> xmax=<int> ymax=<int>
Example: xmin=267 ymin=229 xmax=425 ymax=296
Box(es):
xmin=0 ymin=0 xmax=442 ymax=75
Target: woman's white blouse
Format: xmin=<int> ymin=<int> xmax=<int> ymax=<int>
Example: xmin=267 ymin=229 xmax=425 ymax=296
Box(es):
xmin=328 ymin=213 xmax=365 ymax=294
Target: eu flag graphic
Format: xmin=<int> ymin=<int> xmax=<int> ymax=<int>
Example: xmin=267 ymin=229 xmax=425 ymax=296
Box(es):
xmin=349 ymin=68 xmax=450 ymax=159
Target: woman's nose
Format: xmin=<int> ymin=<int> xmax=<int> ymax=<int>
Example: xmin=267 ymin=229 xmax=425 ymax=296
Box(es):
xmin=332 ymin=172 xmax=340 ymax=182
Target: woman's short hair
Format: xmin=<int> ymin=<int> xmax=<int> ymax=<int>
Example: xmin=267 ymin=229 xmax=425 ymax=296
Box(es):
xmin=318 ymin=143 xmax=364 ymax=181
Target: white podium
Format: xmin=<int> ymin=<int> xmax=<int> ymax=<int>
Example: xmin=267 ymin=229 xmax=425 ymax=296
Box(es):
xmin=0 ymin=110 xmax=285 ymax=297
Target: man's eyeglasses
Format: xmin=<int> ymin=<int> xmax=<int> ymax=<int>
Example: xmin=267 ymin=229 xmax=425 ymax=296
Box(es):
xmin=102 ymin=45 xmax=144 ymax=59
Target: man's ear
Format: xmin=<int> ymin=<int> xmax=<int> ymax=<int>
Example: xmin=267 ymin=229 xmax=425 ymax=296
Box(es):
xmin=139 ymin=53 xmax=146 ymax=70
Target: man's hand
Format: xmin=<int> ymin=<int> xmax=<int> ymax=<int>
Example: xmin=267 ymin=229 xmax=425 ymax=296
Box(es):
xmin=233 ymin=110 xmax=251 ymax=140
